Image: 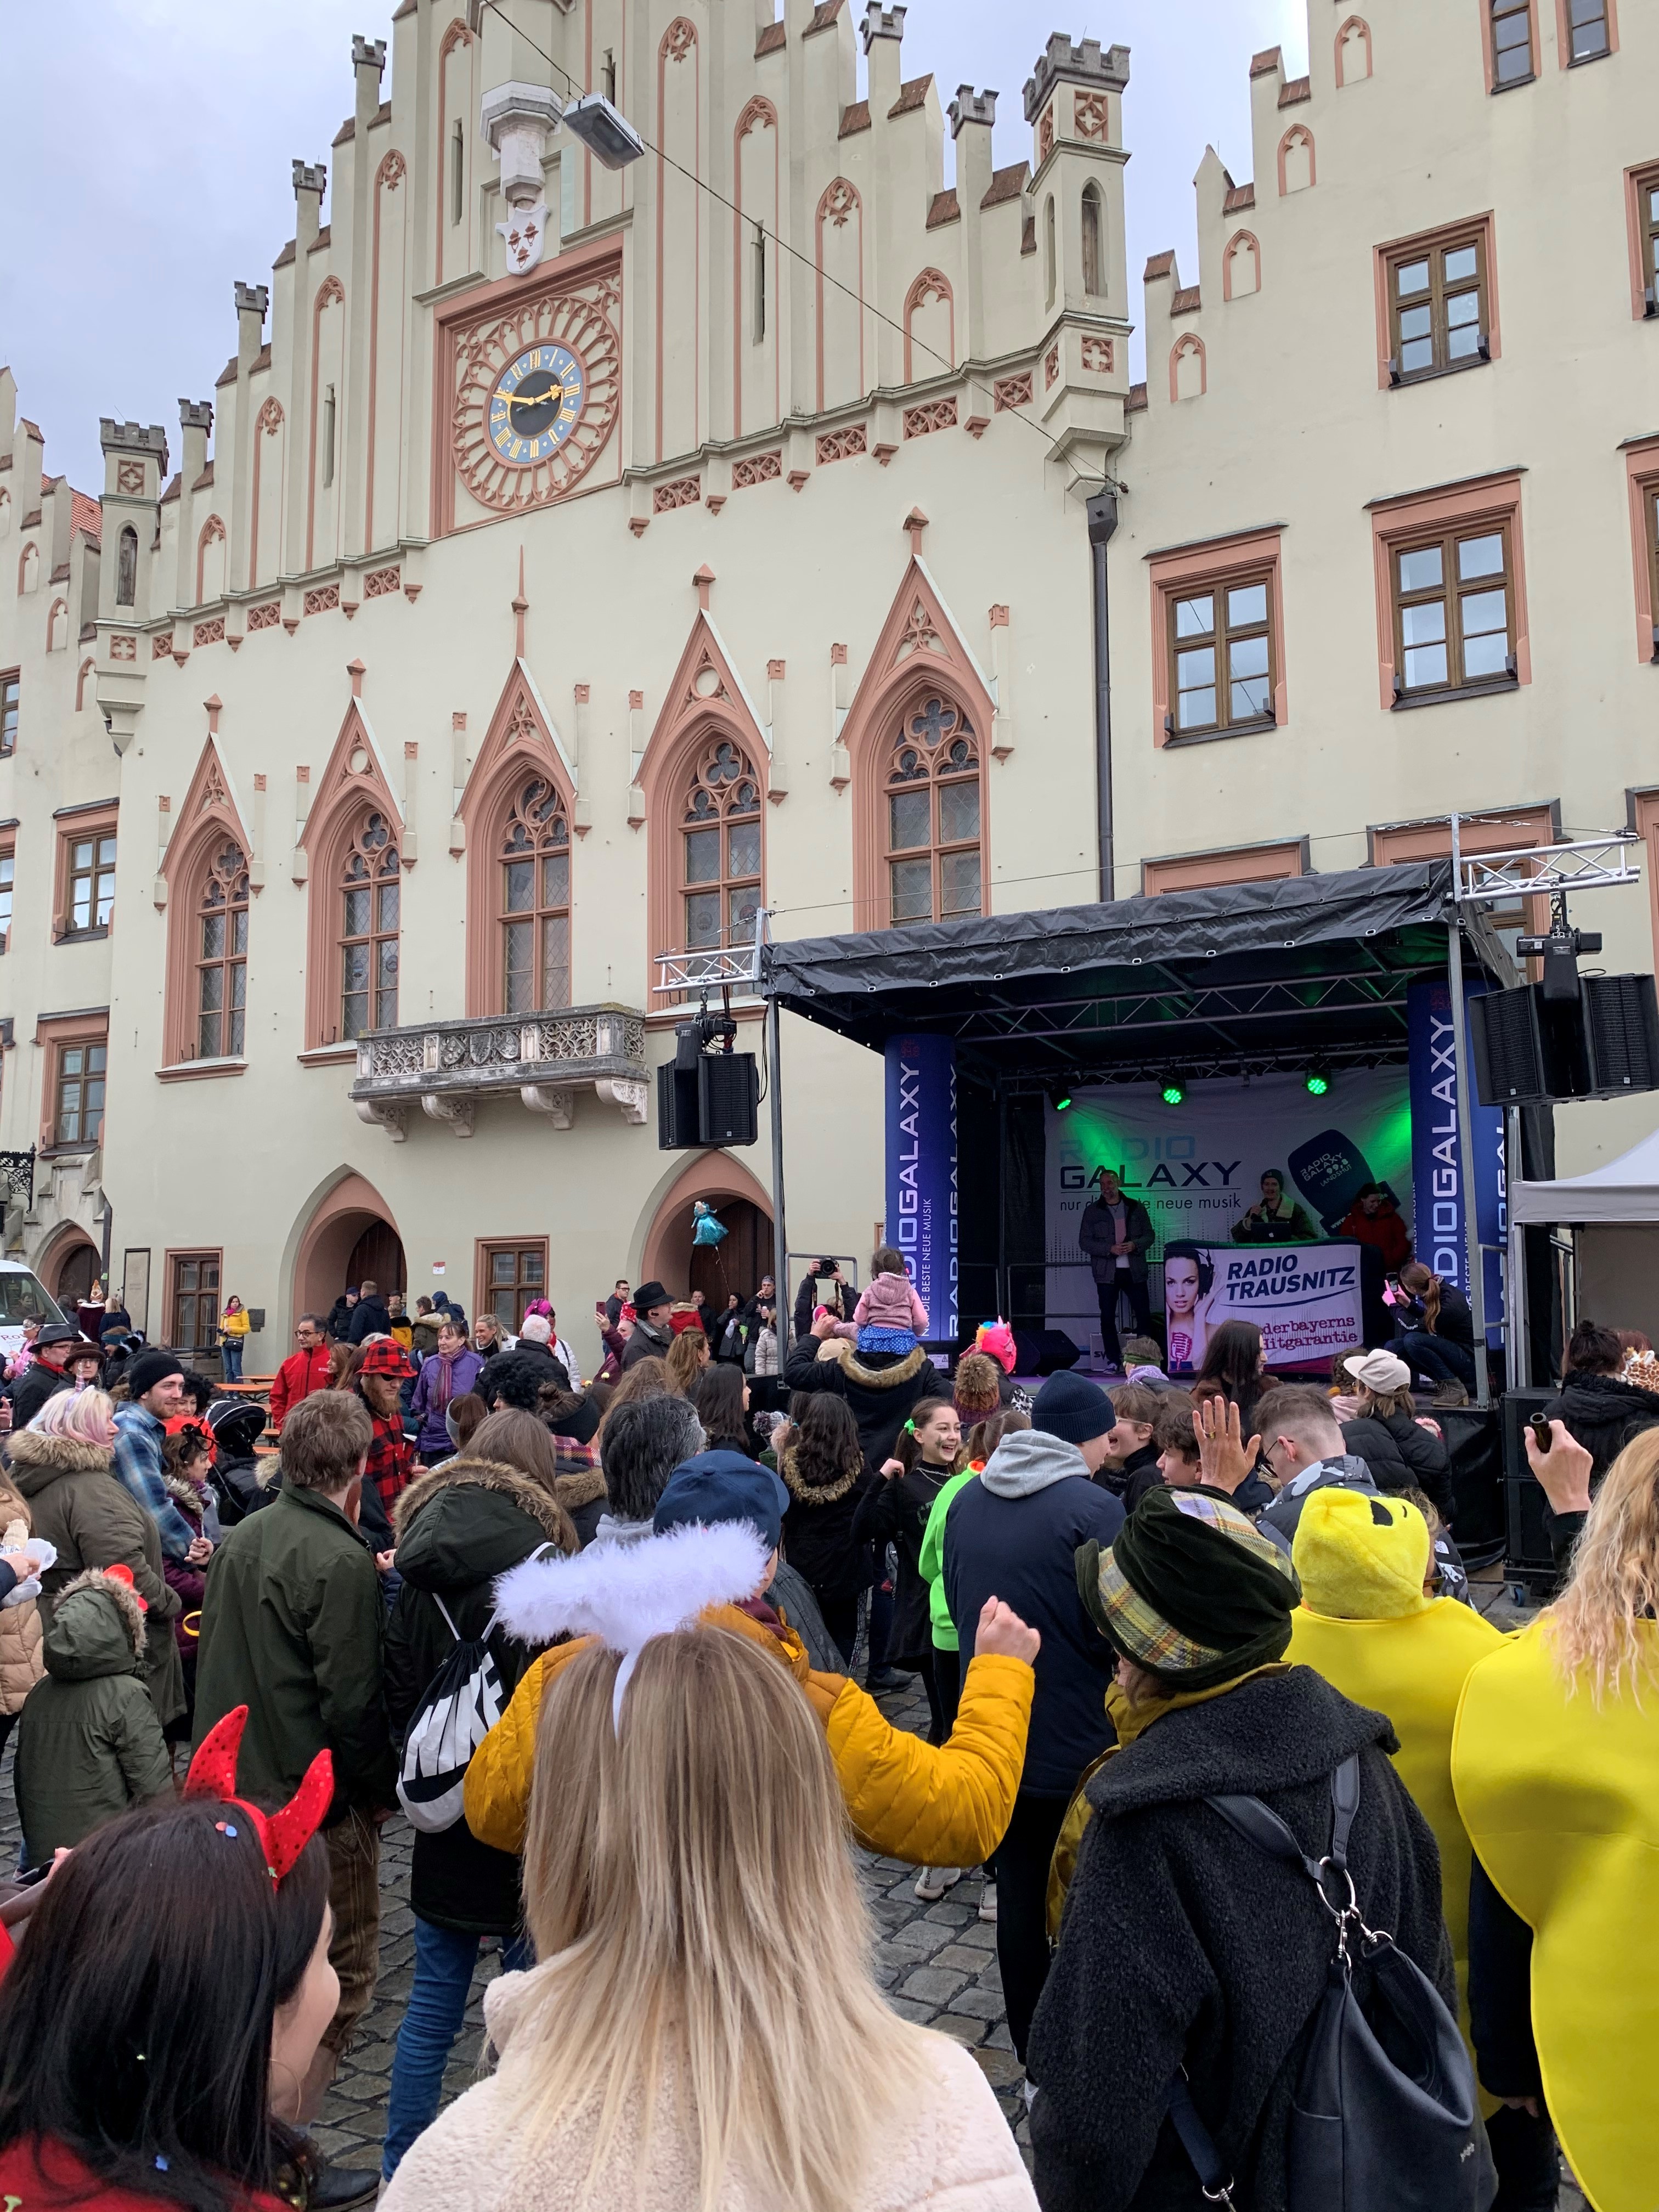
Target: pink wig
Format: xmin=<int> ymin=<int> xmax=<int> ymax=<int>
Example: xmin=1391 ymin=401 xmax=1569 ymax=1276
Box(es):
xmin=975 ymin=1319 xmax=1017 ymax=1376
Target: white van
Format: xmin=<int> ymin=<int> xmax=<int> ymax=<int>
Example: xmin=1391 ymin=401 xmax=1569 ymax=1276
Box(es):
xmin=0 ymin=1264 xmax=66 ymax=1362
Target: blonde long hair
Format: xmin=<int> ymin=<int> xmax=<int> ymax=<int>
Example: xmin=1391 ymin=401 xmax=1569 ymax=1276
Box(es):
xmin=31 ymin=1387 xmax=116 ymax=1448
xmin=1545 ymin=1427 xmax=1659 ymax=1706
xmin=507 ymin=1628 xmax=927 ymax=2212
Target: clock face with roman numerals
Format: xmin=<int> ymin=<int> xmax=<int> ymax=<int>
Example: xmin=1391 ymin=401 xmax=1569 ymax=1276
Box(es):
xmin=488 ymin=344 xmax=586 ymax=467
xmin=449 ymin=278 xmax=623 ymax=517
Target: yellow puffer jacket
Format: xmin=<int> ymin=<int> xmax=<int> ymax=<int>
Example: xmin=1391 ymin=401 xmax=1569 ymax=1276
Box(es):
xmin=464 ymin=1601 xmax=1033 ymax=1868
xmin=1454 ymin=1621 xmax=1659 ymax=2212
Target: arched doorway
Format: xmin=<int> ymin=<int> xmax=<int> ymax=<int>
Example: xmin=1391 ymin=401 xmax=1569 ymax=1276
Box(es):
xmin=292 ymin=1172 xmax=405 ymax=1324
xmin=52 ymin=1239 xmax=100 ymax=1311
xmin=346 ymin=1221 xmax=407 ymax=1299
xmin=641 ymin=1154 xmax=775 ymax=1307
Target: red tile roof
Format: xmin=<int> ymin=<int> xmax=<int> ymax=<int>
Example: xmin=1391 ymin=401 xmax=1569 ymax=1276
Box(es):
xmin=756 ymin=21 xmax=786 ymax=55
xmin=1223 ymin=180 xmax=1257 ymax=214
xmin=926 ymin=189 xmax=960 ymax=229
xmin=981 ymin=161 xmax=1029 ymax=210
xmin=1126 ymin=382 xmax=1148 ymax=412
xmin=839 ymin=100 xmax=871 ymax=136
xmin=889 ymin=74 xmax=932 ymax=119
xmin=1278 ymin=76 xmax=1312 ymax=106
xmin=1144 ymin=250 xmax=1176 ymax=280
xmin=69 ymin=489 xmax=101 ymax=545
xmin=1171 ymin=285 xmax=1201 ymax=314
xmin=806 ymin=0 xmax=844 ymax=29
xmin=1250 ymin=47 xmax=1282 ymax=76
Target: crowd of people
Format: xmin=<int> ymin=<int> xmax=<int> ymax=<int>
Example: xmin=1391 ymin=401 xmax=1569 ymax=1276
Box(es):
xmin=0 ymin=1256 xmax=1650 ymax=2210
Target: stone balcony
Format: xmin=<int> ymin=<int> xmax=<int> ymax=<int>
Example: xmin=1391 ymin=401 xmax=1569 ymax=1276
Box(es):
xmin=350 ymin=1005 xmax=649 ymax=1140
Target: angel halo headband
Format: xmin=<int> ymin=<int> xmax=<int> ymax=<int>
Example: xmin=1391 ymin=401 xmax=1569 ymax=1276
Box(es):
xmin=183 ymin=1705 xmax=334 ymax=1886
xmin=492 ymin=1519 xmax=773 ymax=1729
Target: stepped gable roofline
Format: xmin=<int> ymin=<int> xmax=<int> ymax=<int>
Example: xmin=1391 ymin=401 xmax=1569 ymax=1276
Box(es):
xmin=274 ymin=239 xmax=297 ymax=268
xmin=1170 ymin=285 xmax=1201 ymax=315
xmin=1144 ymin=250 xmax=1176 ymax=280
xmin=1024 ymin=33 xmax=1130 ymax=123
xmin=805 ymin=0 xmax=845 ymax=32
xmin=1223 ymin=178 xmax=1257 ymax=214
xmin=927 ymin=189 xmax=960 ymax=229
xmin=982 ymin=161 xmax=1029 ymax=210
xmin=840 ymin=99 xmax=871 ymax=136
xmin=308 ymin=226 xmax=334 ymax=253
xmin=890 ymin=74 xmax=933 ymax=119
xmin=1250 ymin=46 xmax=1282 ymax=76
xmin=215 ymin=358 xmax=239 ymax=389
xmin=1278 ymin=75 xmax=1312 ymax=107
xmin=756 ymin=19 xmax=786 ymax=54
xmin=160 ymin=473 xmax=183 ymax=505
xmin=69 ymin=489 xmax=101 ymax=544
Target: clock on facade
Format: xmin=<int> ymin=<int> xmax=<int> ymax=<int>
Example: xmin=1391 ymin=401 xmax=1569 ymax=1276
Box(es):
xmin=488 ymin=344 xmax=585 ymax=466
xmin=449 ymin=278 xmax=622 ymax=517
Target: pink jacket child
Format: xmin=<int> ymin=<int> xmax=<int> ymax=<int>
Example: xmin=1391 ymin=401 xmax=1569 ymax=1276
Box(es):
xmin=832 ymin=1250 xmax=929 ymax=1353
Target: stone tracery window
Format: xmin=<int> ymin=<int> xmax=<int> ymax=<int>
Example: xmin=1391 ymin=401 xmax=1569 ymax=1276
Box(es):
xmin=195 ymin=840 xmax=249 ymax=1059
xmin=500 ymin=776 xmax=571 ymax=1013
xmin=682 ymin=737 xmax=762 ymax=951
xmin=340 ymin=811 xmax=400 ymax=1039
xmin=885 ymin=697 xmax=982 ymax=926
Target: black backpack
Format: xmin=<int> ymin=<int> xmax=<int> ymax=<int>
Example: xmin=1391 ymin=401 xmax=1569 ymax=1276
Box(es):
xmin=1166 ymin=1755 xmax=1496 ymax=2212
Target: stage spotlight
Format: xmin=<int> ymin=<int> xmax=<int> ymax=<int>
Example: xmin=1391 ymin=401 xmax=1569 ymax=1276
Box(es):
xmin=1305 ymin=1064 xmax=1330 ymax=1097
xmin=1160 ymin=1077 xmax=1185 ymax=1107
xmin=1056 ymin=1091 xmax=1073 ymax=1113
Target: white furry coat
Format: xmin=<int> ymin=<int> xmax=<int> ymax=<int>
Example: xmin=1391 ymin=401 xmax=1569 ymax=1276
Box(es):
xmin=381 ymin=1959 xmax=1038 ymax=2212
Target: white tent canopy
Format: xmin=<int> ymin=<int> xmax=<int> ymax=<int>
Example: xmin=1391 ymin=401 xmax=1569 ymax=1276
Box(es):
xmin=1510 ymin=1126 xmax=1659 ymax=1224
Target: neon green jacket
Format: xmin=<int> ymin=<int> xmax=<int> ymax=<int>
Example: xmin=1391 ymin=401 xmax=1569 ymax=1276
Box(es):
xmin=917 ymin=1468 xmax=980 ymax=1651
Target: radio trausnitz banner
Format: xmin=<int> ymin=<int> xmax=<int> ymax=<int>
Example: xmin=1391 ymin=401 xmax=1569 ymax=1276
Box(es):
xmin=1045 ymin=1071 xmax=1413 ymax=1362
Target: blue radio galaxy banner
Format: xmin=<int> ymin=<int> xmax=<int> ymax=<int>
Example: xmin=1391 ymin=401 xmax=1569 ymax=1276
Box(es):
xmin=1406 ymin=979 xmax=1505 ymax=1346
xmin=884 ymin=1035 xmax=957 ymax=1343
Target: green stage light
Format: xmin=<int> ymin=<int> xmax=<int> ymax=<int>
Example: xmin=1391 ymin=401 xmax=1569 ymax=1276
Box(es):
xmin=1305 ymin=1067 xmax=1330 ymax=1097
xmin=1160 ymin=1079 xmax=1186 ymax=1107
xmin=1056 ymin=1092 xmax=1073 ymax=1113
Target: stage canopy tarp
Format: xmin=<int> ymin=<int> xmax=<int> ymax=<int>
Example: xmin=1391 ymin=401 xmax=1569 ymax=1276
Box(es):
xmin=1510 ymin=1125 xmax=1659 ymax=1224
xmin=761 ymin=861 xmax=1483 ymax=1085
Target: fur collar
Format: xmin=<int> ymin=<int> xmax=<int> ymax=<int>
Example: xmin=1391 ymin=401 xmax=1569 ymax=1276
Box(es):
xmin=554 ymin=1465 xmax=607 ymax=1515
xmin=394 ymin=1457 xmax=580 ymax=1544
xmin=4 ymin=1431 xmax=114 ymax=1480
xmin=778 ymin=1443 xmax=861 ymax=1506
xmin=161 ymin=1470 xmax=206 ymax=1519
xmin=814 ymin=1340 xmax=929 ymax=1391
xmin=55 ymin=1565 xmax=148 ymax=1656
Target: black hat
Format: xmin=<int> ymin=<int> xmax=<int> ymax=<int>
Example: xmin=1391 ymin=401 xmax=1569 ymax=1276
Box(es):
xmin=126 ymin=1347 xmax=186 ymax=1399
xmin=35 ymin=1323 xmax=80 ymax=1351
xmin=1032 ymin=1369 xmax=1117 ymax=1447
xmin=634 ymin=1282 xmax=672 ymax=1314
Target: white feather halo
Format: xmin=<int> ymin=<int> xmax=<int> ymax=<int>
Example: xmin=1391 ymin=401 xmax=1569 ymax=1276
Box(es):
xmin=492 ymin=1521 xmax=774 ymax=1725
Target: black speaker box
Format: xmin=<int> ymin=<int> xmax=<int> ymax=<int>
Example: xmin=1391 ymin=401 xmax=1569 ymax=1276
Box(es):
xmin=1583 ymin=972 xmax=1659 ymax=1095
xmin=697 ymin=1052 xmax=759 ymax=1147
xmin=1470 ymin=986 xmax=1547 ymax=1105
xmin=656 ymin=1062 xmax=701 ymax=1151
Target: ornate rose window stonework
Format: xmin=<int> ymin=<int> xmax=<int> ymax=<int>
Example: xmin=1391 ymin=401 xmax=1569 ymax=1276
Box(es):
xmin=448 ymin=266 xmax=623 ymax=519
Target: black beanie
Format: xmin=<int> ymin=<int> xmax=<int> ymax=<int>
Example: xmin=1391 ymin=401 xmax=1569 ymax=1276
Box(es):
xmin=125 ymin=1348 xmax=185 ymax=1400
xmin=1032 ymin=1368 xmax=1115 ymax=1447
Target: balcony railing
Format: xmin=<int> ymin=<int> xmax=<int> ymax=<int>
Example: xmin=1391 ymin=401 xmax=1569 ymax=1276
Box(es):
xmin=350 ymin=1005 xmax=648 ymax=1141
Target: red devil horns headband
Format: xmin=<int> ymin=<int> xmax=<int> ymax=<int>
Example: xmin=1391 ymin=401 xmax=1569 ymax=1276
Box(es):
xmin=183 ymin=1706 xmax=334 ymax=1887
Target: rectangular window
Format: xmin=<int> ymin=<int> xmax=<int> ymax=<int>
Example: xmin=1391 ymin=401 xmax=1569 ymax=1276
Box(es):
xmin=1637 ymin=165 xmax=1659 ymax=313
xmin=170 ymin=1251 xmax=221 ymax=1353
xmin=1566 ymin=0 xmax=1610 ymax=60
xmin=1490 ymin=0 xmax=1534 ymax=86
xmin=1166 ymin=573 xmax=1276 ymax=738
xmin=0 ymin=674 xmax=17 ymax=759
xmin=66 ymin=832 xmax=117 ymax=934
xmin=0 ymin=848 xmax=12 ymax=953
xmin=1646 ymin=479 xmax=1659 ymax=661
xmin=1392 ymin=524 xmax=1516 ymax=698
xmin=478 ymin=1240 xmax=548 ymax=1332
xmin=1387 ymin=228 xmax=1489 ymax=381
xmin=54 ymin=1040 xmax=106 ymax=1147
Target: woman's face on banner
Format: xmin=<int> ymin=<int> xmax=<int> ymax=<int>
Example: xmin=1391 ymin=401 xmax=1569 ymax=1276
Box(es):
xmin=1165 ymin=1256 xmax=1200 ymax=1318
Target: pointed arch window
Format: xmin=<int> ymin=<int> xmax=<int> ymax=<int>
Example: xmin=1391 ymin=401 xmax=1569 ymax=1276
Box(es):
xmin=116 ymin=527 xmax=137 ymax=607
xmin=500 ymin=776 xmax=571 ymax=1013
xmin=885 ymin=698 xmax=982 ymax=925
xmin=1082 ymin=182 xmax=1105 ymax=296
xmin=682 ymin=738 xmax=762 ymax=951
xmin=195 ymin=840 xmax=249 ymax=1059
xmin=340 ymin=811 xmax=400 ymax=1039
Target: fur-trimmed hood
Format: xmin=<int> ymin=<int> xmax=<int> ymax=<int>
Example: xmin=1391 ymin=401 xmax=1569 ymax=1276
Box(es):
xmin=394 ymin=1455 xmax=574 ymax=1545
xmin=554 ymin=1464 xmax=607 ymax=1516
xmin=813 ymin=1340 xmax=929 ymax=1391
xmin=778 ymin=1442 xmax=862 ymax=1507
xmin=5 ymin=1429 xmax=115 ymax=1497
xmin=43 ymin=1566 xmax=148 ymax=1675
xmin=161 ymin=1470 xmax=208 ymax=1523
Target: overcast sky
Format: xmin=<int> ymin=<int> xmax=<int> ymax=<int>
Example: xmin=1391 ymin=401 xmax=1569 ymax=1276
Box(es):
xmin=0 ymin=0 xmax=1306 ymax=493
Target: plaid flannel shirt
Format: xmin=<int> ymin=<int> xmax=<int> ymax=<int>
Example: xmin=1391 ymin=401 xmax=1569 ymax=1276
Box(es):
xmin=363 ymin=1407 xmax=416 ymax=1519
xmin=112 ymin=1403 xmax=201 ymax=1563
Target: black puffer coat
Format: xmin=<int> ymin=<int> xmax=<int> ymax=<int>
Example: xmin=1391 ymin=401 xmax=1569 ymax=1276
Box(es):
xmin=1543 ymin=1368 xmax=1659 ymax=1482
xmin=778 ymin=1444 xmax=874 ymax=1606
xmin=1029 ymin=1668 xmax=1452 ymax=2212
xmin=1341 ymin=1406 xmax=1455 ymax=1521
xmin=385 ymin=1457 xmax=572 ymax=1936
xmin=781 ymin=1337 xmax=933 ymax=1465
